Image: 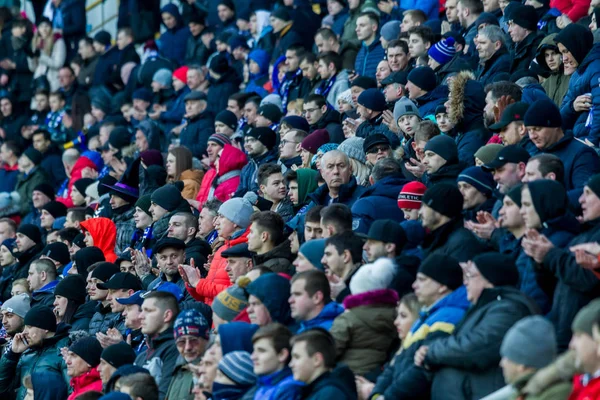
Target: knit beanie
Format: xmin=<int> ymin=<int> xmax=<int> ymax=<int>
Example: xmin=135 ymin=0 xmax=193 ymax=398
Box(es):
xmin=398 ymin=181 xmax=427 ymax=210
xmin=246 ymin=274 xmax=292 ymax=325
xmin=208 ymin=133 xmax=232 ymax=148
xmin=152 ymin=68 xmax=173 ymax=87
xmin=301 ymin=129 xmax=330 ymax=154
xmin=172 ymin=66 xmax=189 ymax=84
xmin=261 ymin=94 xmax=283 ymax=112
xmin=587 ymin=174 xmax=600 ymax=199
xmin=523 ymin=99 xmax=562 ymax=129
xmin=33 ymin=183 xmax=55 ymax=200
xmin=393 ymin=97 xmax=421 ymax=125
xmin=338 ymin=89 xmax=353 ymax=106
xmin=1 ymin=238 xmax=16 ymax=256
xmin=555 ymin=23 xmax=594 ymax=65
xmin=338 ymin=137 xmax=366 ymax=164
xmin=17 ymin=224 xmax=42 ymax=244
xmin=74 ymin=178 xmax=95 ymax=196
xmin=23 ymin=147 xmax=42 ymax=166
xmin=472 ymin=252 xmax=520 ymax=287
xmin=101 ymin=342 xmax=137 ymax=368
xmin=75 ymin=247 xmax=106 ymax=277
xmin=282 ymin=115 xmax=310 ymax=132
xmin=506 ymin=184 xmax=523 ymax=208
xmin=500 ymin=316 xmax=557 ymax=369
xmin=69 ymin=337 xmax=103 ymax=367
xmin=174 ymin=309 xmax=210 ymax=340
xmin=428 ymin=36 xmax=456 ymax=65
xmin=247 ymin=127 xmax=277 ymax=150
xmin=407 ymin=67 xmax=437 ymax=92
xmin=351 ymin=76 xmax=378 ymax=90
xmin=42 ymin=201 xmax=68 ymax=219
xmin=1 ymin=293 xmax=31 ymax=319
xmin=349 ymin=258 xmax=398 ymax=294
xmin=212 ymin=284 xmax=249 ymax=322
xmin=271 ymin=6 xmax=291 ymax=21
xmin=210 ymin=53 xmax=230 ymax=74
xmin=218 ymin=351 xmax=257 ymax=386
xmin=457 ymin=166 xmax=495 ymax=198
xmin=526 ymin=179 xmax=569 ymax=225
xmin=24 ymin=305 xmax=57 ymax=332
xmin=135 ymin=194 xmax=152 ymax=217
xmin=151 ymin=184 xmax=185 ymax=212
xmin=298 ymin=239 xmax=326 ymax=271
xmin=511 ymin=5 xmax=538 ymax=31
xmin=572 ymin=298 xmax=600 ymax=336
xmin=54 ymin=274 xmax=87 ymax=303
xmin=357 ymin=88 xmax=387 ymax=112
xmin=42 ymin=242 xmax=70 ymax=265
xmin=381 ymin=20 xmax=401 ymax=42
xmin=418 ymin=254 xmax=463 ymax=290
xmin=215 ymin=110 xmax=238 ymax=131
xmin=94 ymin=30 xmax=111 ymax=46
xmin=424 ymin=135 xmax=458 ymax=163
xmin=259 ymin=104 xmax=283 ymax=123
xmin=422 ymin=183 xmax=464 ymax=219
xmin=218 ymin=198 xmax=254 ymax=229
xmin=474 ymin=144 xmax=504 ymax=166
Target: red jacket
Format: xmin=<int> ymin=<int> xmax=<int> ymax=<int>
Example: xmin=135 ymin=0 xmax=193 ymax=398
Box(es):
xmin=80 ymin=217 xmax=118 ymax=262
xmin=550 ymin=0 xmax=589 ymax=22
xmin=569 ymin=374 xmax=600 ymax=400
xmin=67 ymin=368 xmax=103 ymax=400
xmin=196 ymin=167 xmax=217 ymax=208
xmin=213 ymin=145 xmax=248 ymax=203
xmin=57 ymin=155 xmax=98 ymax=208
xmin=186 ymin=227 xmax=249 ymax=305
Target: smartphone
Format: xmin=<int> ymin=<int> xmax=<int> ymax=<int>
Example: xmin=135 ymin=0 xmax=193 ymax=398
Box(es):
xmin=22 ymin=335 xmax=28 ymax=346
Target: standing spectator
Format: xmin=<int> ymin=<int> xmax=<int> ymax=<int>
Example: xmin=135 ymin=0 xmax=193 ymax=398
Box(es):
xmin=158 ymin=4 xmax=191 ymax=66
xmin=475 ymin=25 xmax=511 ymax=87
xmin=406 ymin=67 xmax=448 ymax=119
xmin=15 ymin=149 xmax=49 ymax=217
xmin=178 ymin=91 xmax=214 ymax=160
xmin=354 ymin=12 xmax=385 ymax=78
xmin=270 ymin=8 xmax=303 ymax=63
xmin=52 ymin=0 xmax=87 ymax=60
xmin=28 ymin=17 xmax=66 ymax=92
xmin=76 ymin=37 xmax=98 ymax=88
xmin=207 ymin=53 xmax=242 ymax=116
xmin=508 ymin=5 xmax=545 ymax=73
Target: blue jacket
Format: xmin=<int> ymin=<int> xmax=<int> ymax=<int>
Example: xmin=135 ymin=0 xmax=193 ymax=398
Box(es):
xmin=399 ymin=0 xmax=440 ymax=20
xmin=0 ymin=164 xmax=18 ymax=193
xmin=372 ymin=286 xmax=470 ymax=399
xmin=522 ymin=83 xmax=552 ymax=105
xmin=297 ymin=302 xmax=345 ymax=333
xmin=561 ymin=44 xmax=600 ymax=145
xmin=543 ymin=132 xmax=600 ymax=208
xmin=351 ymin=175 xmax=409 ymax=234
xmin=40 ymin=146 xmax=67 ymax=190
xmin=244 ymin=367 xmax=304 ymax=400
xmin=56 ymin=0 xmax=86 ymax=54
xmin=331 ymin=9 xmax=350 ymax=36
xmin=234 ymin=148 xmax=278 ymax=197
xmin=415 ymin=85 xmax=448 ymax=119
xmin=476 ymin=48 xmax=511 ymax=88
xmin=158 ymin=4 xmax=190 ymax=66
xmin=354 ymin=37 xmax=385 ymax=78
xmin=160 ymin=86 xmax=190 ymax=127
xmin=30 ymin=280 xmax=59 ymax=309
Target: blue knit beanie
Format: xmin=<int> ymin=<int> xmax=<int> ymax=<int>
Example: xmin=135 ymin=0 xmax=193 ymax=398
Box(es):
xmin=381 ymin=20 xmax=401 ymax=42
xmin=428 ymin=36 xmax=456 ymax=65
xmin=299 ymin=239 xmax=326 ymax=271
xmin=218 ymin=351 xmax=257 ymax=386
xmin=174 ymin=309 xmax=210 ymax=340
xmin=457 ymin=166 xmax=495 ymax=198
xmin=357 ymin=88 xmax=387 ymax=112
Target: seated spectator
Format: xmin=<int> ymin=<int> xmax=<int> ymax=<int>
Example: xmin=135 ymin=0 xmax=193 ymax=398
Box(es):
xmin=476 ymin=25 xmax=511 ymax=87
xmin=322 ymin=232 xmax=365 ymax=302
xmin=80 ymin=217 xmax=118 ymax=262
xmin=421 ymin=135 xmax=466 ymax=187
xmin=168 ymin=212 xmax=209 ymax=266
xmin=158 ymin=4 xmax=190 ymax=66
xmin=522 ymin=153 xmax=564 ymax=183
xmin=304 ymin=94 xmax=344 ymax=144
xmin=406 ymin=67 xmax=448 ymax=119
xmin=397 ymin=181 xmax=427 ymax=221
xmin=291 ymin=270 xmax=344 ymax=332
xmin=66 ymin=336 xmax=104 ymax=399
xmin=28 ymin=258 xmax=59 ymax=308
xmin=457 ymin=166 xmax=496 ymax=222
xmin=97 ymin=342 xmax=137 ymax=388
xmin=293 ymin=239 xmax=326 ymax=273
xmin=246 ymin=273 xmax=294 ymax=327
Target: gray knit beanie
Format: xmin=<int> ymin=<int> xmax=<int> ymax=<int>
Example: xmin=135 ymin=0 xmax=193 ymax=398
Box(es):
xmin=153 ymin=68 xmax=173 ymax=87
xmin=338 ymin=137 xmax=367 ymax=164
xmin=500 ymin=316 xmax=557 ymax=369
xmin=394 ymin=97 xmax=421 ymax=126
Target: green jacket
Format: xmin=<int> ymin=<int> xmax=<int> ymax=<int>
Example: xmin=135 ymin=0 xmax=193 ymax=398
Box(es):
xmin=165 ymin=356 xmax=197 ymax=400
xmin=15 ymin=166 xmax=49 ymax=216
xmin=341 ymin=1 xmax=379 ymax=44
xmin=536 ymin=34 xmax=571 ymax=107
xmin=509 ymin=372 xmax=572 ymax=400
xmin=0 ymin=324 xmax=70 ymax=400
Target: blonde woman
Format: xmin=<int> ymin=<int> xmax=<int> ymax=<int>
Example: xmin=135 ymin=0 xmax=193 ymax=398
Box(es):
xmin=338 ymin=137 xmax=372 ymax=186
xmin=29 ymin=17 xmax=66 ymax=91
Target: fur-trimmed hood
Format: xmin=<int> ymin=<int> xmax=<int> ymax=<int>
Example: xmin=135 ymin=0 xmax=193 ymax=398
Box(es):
xmin=448 ymin=71 xmax=486 ymax=130
xmin=343 ymin=288 xmax=399 ymax=309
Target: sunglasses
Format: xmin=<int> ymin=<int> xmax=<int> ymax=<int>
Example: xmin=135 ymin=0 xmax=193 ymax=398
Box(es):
xmin=367 ymin=145 xmax=390 ymax=154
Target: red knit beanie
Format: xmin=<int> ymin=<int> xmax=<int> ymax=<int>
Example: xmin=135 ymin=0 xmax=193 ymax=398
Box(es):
xmin=398 ymin=181 xmax=427 ymax=210
xmin=173 ymin=66 xmax=189 ymax=84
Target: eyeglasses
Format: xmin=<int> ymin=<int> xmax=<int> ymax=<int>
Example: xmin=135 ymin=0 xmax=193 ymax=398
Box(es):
xmin=366 ymin=145 xmax=391 ymax=154
xmin=280 ymin=139 xmax=299 ymax=146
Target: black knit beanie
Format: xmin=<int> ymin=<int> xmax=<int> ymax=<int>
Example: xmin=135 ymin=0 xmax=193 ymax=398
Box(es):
xmin=24 ymin=305 xmax=57 ymax=332
xmin=74 ymin=246 xmax=106 ymax=277
xmin=423 ymin=135 xmax=458 ymax=163
xmin=422 ymin=183 xmax=464 ymax=219
xmin=42 ymin=201 xmax=68 ymax=219
xmin=54 ymin=275 xmax=87 ymax=303
xmin=17 ymin=224 xmax=42 ymax=244
xmin=526 ymin=180 xmax=568 ymax=225
xmin=73 ymin=178 xmax=96 ymax=196
xmin=23 ymin=147 xmax=43 ymax=166
xmin=587 ymin=174 xmax=600 ymax=199
xmin=69 ymin=336 xmax=103 ymax=367
xmin=90 ymin=262 xmax=120 ymax=283
xmin=418 ymin=254 xmax=463 ymax=290
xmin=505 ymin=184 xmax=523 ymax=208
xmin=101 ymin=342 xmax=137 ymax=368
xmin=472 ymin=252 xmax=519 ymax=287
xmin=407 ymin=67 xmax=437 ymax=92
xmin=151 ymin=184 xmax=185 ymax=212
xmin=33 ymin=183 xmax=55 ymax=200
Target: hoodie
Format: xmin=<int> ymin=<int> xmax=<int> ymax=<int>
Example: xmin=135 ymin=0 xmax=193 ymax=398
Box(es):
xmin=158 ymin=4 xmax=190 ymax=66
xmin=67 ymin=367 xmax=102 ymax=400
xmin=57 ymin=152 xmax=101 ymax=208
xmin=138 ymin=120 xmax=163 ymax=152
xmin=537 ymin=34 xmax=570 ymax=106
xmin=80 ymin=218 xmax=118 ymax=262
xmin=245 ymin=49 xmax=273 ymax=98
xmin=214 ymin=145 xmax=248 ymax=203
xmin=295 ymin=169 xmax=319 ymax=209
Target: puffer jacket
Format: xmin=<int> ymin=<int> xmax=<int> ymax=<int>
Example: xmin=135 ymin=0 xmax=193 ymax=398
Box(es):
xmin=187 ymin=228 xmax=249 ymax=305
xmin=297 ymin=301 xmax=345 ymax=333
xmin=354 ymin=37 xmax=385 ymax=78
xmin=215 ymin=145 xmax=248 ymax=202
xmin=80 ymin=218 xmax=118 ymax=262
xmin=425 ymin=287 xmax=538 ymax=400
xmin=135 ymin=326 xmax=179 ymax=400
xmin=184 ymin=237 xmax=210 ymax=267
xmin=180 ymin=110 xmax=214 ymax=159
xmin=371 ymin=286 xmax=470 ymax=399
xmin=157 ymin=4 xmax=190 ymax=66
xmin=351 ymin=175 xmax=409 ymax=234
xmin=330 ymin=289 xmax=398 ymax=375
xmin=88 ymin=302 xmax=127 ymax=336
xmin=252 ymin=239 xmax=295 ymax=275
xmin=67 ymin=367 xmax=102 ymax=400
xmin=234 ymin=147 xmax=277 ymax=197
xmin=560 ymin=44 xmax=600 ymax=145
xmin=550 ymin=0 xmax=589 ymax=22
xmin=0 ymin=323 xmax=70 ymax=400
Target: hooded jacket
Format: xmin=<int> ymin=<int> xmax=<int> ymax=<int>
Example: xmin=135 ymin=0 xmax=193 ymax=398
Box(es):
xmin=208 ymin=67 xmax=242 ymax=116
xmin=67 ymin=367 xmax=103 ymax=400
xmin=57 ymin=153 xmax=100 ymax=208
xmin=215 ymin=145 xmax=248 ymax=202
xmin=448 ymin=72 xmax=492 ymax=165
xmin=511 ymin=31 xmax=545 ymax=73
xmin=372 ymin=286 xmax=470 ymax=399
xmin=425 ymin=287 xmax=538 ymax=400
xmin=241 ymin=366 xmax=303 ymax=400
xmin=537 ymin=34 xmax=571 ymax=107
xmin=297 ymin=301 xmax=345 ymax=333
xmin=295 ymin=169 xmax=319 ymax=210
xmin=246 ymin=49 xmax=273 ymax=98
xmin=0 ymin=323 xmax=70 ymax=400
xmin=422 ymin=217 xmax=487 ymax=262
xmin=351 ymin=175 xmax=409 ymax=234
xmin=234 ymin=147 xmax=277 ymax=198
xmin=15 ymin=166 xmax=49 ymax=216
xmin=185 ymin=237 xmax=210 ymax=267
xmin=180 ymin=109 xmax=214 ymax=159
xmin=476 ymin=47 xmax=512 ymax=88
xmin=309 ymin=108 xmax=345 ymax=144
xmin=40 ymin=145 xmax=67 ymax=190
xmin=252 ymin=239 xmax=295 ymax=275
xmin=138 ymin=120 xmax=163 ymax=152
xmin=80 ymin=218 xmax=118 ymax=262
xmin=158 ymin=4 xmax=190 ymax=66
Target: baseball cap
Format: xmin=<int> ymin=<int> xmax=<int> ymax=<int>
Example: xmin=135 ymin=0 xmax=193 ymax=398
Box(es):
xmin=97 ymin=272 xmax=143 ymax=291
xmin=488 ymin=102 xmax=530 ymax=132
xmin=483 ymin=145 xmax=531 ymax=170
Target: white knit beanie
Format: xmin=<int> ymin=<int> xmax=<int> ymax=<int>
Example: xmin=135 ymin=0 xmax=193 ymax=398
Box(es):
xmin=349 ymin=258 xmax=396 ymax=294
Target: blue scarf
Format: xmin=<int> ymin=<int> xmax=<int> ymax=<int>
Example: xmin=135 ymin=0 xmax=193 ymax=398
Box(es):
xmin=206 ymin=230 xmax=219 ymax=245
xmin=315 ymin=75 xmax=336 ymax=99
xmin=211 ymin=383 xmax=250 ymax=400
xmin=279 ymin=68 xmax=302 ymax=111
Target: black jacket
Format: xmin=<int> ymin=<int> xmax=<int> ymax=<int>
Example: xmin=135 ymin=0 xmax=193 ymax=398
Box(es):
xmin=423 ymin=161 xmax=466 ymax=187
xmin=422 ymin=217 xmax=487 ymax=262
xmin=510 ymin=31 xmax=545 ymax=73
xmin=477 ymin=47 xmax=511 ymax=88
xmin=309 ymin=108 xmax=344 ymax=144
xmin=207 ymin=69 xmax=240 ymax=116
xmin=180 ymin=110 xmax=214 ymax=159
xmin=13 ymin=243 xmax=43 ymax=281
xmin=40 ymin=145 xmax=67 ymax=189
xmin=301 ymin=366 xmax=357 ymax=400
xmin=252 ymin=239 xmax=295 ymax=275
xmin=135 ymin=326 xmax=179 ymax=400
xmin=70 ymin=300 xmax=96 ymax=331
xmin=185 ymin=238 xmax=210 ymax=269
xmin=272 ymin=25 xmax=304 ymax=63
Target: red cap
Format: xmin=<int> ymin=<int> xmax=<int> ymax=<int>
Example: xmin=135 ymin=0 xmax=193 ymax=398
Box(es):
xmin=398 ymin=181 xmax=427 ymax=210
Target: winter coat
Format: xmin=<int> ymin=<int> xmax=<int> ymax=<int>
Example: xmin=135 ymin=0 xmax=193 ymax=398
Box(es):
xmin=180 ymin=110 xmax=214 ymax=159
xmin=67 ymin=367 xmax=103 ymax=400
xmin=423 ymin=161 xmax=467 ymax=187
xmin=80 ymin=218 xmax=118 ymax=262
xmin=504 ymin=371 xmax=571 ymax=400
xmin=354 ymin=37 xmax=386 ymax=79
xmin=0 ymin=113 xmax=28 ymax=147
xmin=152 ymin=210 xmax=178 ymax=243
xmin=422 ymin=217 xmax=487 ymax=262
xmin=309 ymin=108 xmax=345 ymax=144
xmin=138 ymin=119 xmax=163 ymax=152
xmin=252 ymin=239 xmax=295 ymax=275
xmin=536 ymin=34 xmax=571 ymax=107
xmin=399 ymin=0 xmax=440 ymax=20
xmin=207 ymin=69 xmax=241 ymax=116
xmin=78 ymin=54 xmax=98 ymax=88
xmin=88 ymin=302 xmax=126 ymax=336
xmin=561 ymin=44 xmax=600 ymax=145
xmin=242 ymin=367 xmax=303 ymax=400
xmin=425 ymin=287 xmax=538 ymax=400
xmin=297 ymin=302 xmax=345 ymax=333
xmin=196 ymin=167 xmax=217 ymax=208
xmin=187 ymin=228 xmax=248 ymax=305
xmin=463 ymin=197 xmax=496 ymax=223
xmin=185 ymin=33 xmax=211 ymax=67
xmin=510 ymin=32 xmax=544 ymax=73
xmin=331 ymin=289 xmax=398 ymax=375
xmin=29 ymin=35 xmax=66 ymax=92
xmin=157 ymin=4 xmax=190 ymax=66
xmin=0 ymin=323 xmax=70 ymax=400
xmin=113 ymin=206 xmax=136 ymax=256
xmin=15 ymin=167 xmax=49 ymax=216
xmin=185 ymin=238 xmax=210 ymax=267
xmin=355 ymin=114 xmax=401 ymax=149
xmin=165 ymin=356 xmax=195 ymax=400
xmin=476 ymin=47 xmax=511 ymax=88
xmin=4 ymin=36 xmax=33 ymax=108
xmin=541 ymin=132 xmax=600 ymax=208
xmin=56 ymin=0 xmax=86 ymax=56
xmin=326 ymin=70 xmax=351 ymax=108
xmin=569 ymin=374 xmax=600 ymax=400
xmin=39 ymin=146 xmax=67 ymax=189
xmin=351 ymin=175 xmax=409 ymax=234
xmin=135 ymin=326 xmax=180 ymax=400
xmin=136 ymin=53 xmax=175 ymax=89
xmin=160 ymin=86 xmax=190 ymax=129
xmin=541 ymin=219 xmax=600 ymax=350
xmin=414 ymin=85 xmax=448 ymax=119
xmin=93 ymin=46 xmax=119 ymax=89
xmin=300 ymin=366 xmax=358 ymax=400
xmin=30 ymin=280 xmax=59 ymax=309
xmin=371 ymin=286 xmax=470 ymax=399
xmin=12 ymin=243 xmax=43 ymax=285
xmin=272 ymin=24 xmax=304 ymax=63
xmin=307 ymin=175 xmax=367 ymax=209
xmin=550 ymin=0 xmax=589 ymax=22
xmin=70 ymin=300 xmax=96 ymax=331
xmin=0 ymin=163 xmax=18 ymax=193
xmin=213 ymin=144 xmax=246 ymax=201
xmin=234 ymin=148 xmax=277 ymax=197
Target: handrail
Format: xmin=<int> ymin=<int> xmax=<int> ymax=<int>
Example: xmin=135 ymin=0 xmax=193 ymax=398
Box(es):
xmin=86 ymin=0 xmax=104 ymax=12
xmin=89 ymin=14 xmax=118 ymax=33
